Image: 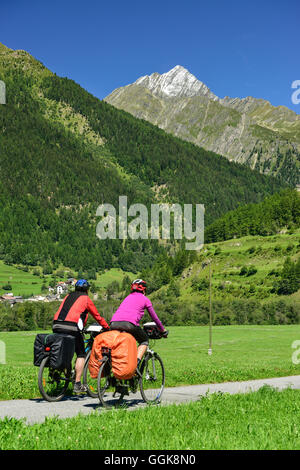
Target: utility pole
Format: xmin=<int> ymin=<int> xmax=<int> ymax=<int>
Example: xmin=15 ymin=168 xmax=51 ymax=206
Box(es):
xmin=208 ymin=261 xmax=213 ymax=355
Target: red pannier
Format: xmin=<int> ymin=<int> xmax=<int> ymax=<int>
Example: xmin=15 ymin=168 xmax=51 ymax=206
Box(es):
xmin=88 ymin=330 xmax=137 ymax=380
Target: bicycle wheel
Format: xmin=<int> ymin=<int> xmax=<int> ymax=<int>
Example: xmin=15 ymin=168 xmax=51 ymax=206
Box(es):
xmin=97 ymin=359 xmax=116 ymax=408
xmin=83 ymin=349 xmax=98 ymax=398
xmin=139 ymin=352 xmax=165 ymax=404
xmin=38 ymin=356 xmax=72 ymax=402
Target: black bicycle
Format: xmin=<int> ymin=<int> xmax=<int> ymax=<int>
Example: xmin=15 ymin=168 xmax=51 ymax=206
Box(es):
xmin=38 ymin=324 xmax=104 ymax=402
xmin=97 ymin=322 xmax=167 ymax=408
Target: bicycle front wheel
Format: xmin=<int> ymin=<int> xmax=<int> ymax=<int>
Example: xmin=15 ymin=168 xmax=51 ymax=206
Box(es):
xmin=38 ymin=356 xmax=71 ymax=402
xmin=83 ymin=349 xmax=98 ymax=398
xmin=139 ymin=352 xmax=165 ymax=404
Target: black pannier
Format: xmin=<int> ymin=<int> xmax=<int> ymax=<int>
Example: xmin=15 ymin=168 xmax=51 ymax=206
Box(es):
xmin=34 ymin=333 xmax=75 ymax=369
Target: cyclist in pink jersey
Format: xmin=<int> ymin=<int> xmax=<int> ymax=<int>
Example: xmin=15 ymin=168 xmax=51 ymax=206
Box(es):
xmin=110 ymin=279 xmax=168 ymax=365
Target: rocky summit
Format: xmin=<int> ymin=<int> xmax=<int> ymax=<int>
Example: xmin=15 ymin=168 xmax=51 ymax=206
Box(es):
xmin=134 ymin=65 xmax=218 ymax=101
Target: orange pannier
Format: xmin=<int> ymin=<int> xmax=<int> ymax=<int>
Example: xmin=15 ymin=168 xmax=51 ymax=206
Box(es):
xmin=88 ymin=330 xmax=138 ymax=380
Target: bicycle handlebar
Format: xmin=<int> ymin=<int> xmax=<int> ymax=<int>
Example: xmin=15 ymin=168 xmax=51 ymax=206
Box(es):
xmin=143 ymin=323 xmax=169 ymax=340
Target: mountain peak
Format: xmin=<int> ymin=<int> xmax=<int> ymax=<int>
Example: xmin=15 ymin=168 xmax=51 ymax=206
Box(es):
xmin=134 ymin=65 xmax=218 ymax=100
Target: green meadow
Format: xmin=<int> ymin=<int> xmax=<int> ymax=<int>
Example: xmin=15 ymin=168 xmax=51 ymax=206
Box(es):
xmin=0 ymin=262 xmax=45 ymax=297
xmin=1 ymin=325 xmax=300 ymax=450
xmin=1 ymin=387 xmax=300 ymax=450
xmin=1 ymin=325 xmax=300 ymax=401
xmin=0 ymin=262 xmax=134 ymax=297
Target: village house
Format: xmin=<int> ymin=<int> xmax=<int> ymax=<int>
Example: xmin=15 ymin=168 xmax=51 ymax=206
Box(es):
xmin=56 ymin=281 xmax=69 ymax=296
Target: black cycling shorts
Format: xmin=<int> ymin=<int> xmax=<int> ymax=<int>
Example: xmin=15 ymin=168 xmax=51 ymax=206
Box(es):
xmin=53 ymin=327 xmax=86 ymax=358
xmin=110 ymin=321 xmax=149 ymax=346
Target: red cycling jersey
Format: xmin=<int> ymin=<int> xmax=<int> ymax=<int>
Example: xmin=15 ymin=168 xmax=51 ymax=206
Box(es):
xmin=53 ymin=291 xmax=109 ymax=329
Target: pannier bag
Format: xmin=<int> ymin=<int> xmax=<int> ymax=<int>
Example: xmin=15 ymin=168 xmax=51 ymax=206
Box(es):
xmin=34 ymin=333 xmax=75 ymax=369
xmin=88 ymin=330 xmax=137 ymax=380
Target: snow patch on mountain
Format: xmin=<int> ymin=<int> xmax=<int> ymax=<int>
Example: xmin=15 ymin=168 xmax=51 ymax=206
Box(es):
xmin=135 ymin=65 xmax=219 ymax=100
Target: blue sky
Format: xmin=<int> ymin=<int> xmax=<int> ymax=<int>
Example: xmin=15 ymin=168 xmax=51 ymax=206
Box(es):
xmin=1 ymin=0 xmax=299 ymax=113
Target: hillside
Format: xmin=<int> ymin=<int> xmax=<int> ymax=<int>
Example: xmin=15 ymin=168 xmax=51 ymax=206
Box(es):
xmin=205 ymin=188 xmax=300 ymax=243
xmin=138 ymin=189 xmax=300 ymax=326
xmin=105 ymin=66 xmax=300 ymax=186
xmin=149 ymin=228 xmax=300 ymax=326
xmin=0 ymin=189 xmax=299 ymax=330
xmin=2 ymin=223 xmax=298 ymax=330
xmin=0 ymin=44 xmax=288 ymax=273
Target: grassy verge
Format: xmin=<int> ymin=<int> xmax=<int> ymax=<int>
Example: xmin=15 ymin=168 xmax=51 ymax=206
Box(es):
xmin=1 ymin=387 xmax=300 ymax=449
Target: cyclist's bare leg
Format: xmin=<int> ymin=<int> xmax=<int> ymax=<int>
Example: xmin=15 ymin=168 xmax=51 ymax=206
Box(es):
xmin=75 ymin=357 xmax=85 ymax=382
xmin=137 ymin=344 xmax=147 ymax=361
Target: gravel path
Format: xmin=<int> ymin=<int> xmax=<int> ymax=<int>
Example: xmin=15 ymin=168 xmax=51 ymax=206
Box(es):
xmin=1 ymin=375 xmax=300 ymax=425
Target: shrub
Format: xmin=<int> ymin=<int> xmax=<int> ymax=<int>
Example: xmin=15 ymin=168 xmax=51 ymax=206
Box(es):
xmin=239 ymin=266 xmax=248 ymax=276
xmin=191 ymin=278 xmax=209 ymax=292
xmin=2 ymin=283 xmax=12 ymax=290
xmin=247 ymin=266 xmax=258 ymax=276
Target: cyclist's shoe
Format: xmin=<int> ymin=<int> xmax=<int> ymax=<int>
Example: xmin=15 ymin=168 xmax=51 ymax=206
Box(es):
xmin=74 ymin=382 xmax=88 ymax=394
xmin=129 ymin=376 xmax=138 ymax=393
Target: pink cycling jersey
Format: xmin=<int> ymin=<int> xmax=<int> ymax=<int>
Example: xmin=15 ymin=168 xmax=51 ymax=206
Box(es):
xmin=111 ymin=292 xmax=164 ymax=331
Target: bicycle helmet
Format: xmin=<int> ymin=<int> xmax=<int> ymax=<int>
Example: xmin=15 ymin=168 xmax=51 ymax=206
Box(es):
xmin=131 ymin=279 xmax=147 ymax=294
xmin=75 ymin=279 xmax=90 ymax=292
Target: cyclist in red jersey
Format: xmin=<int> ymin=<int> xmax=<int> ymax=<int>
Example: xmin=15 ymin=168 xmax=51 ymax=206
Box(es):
xmin=53 ymin=279 xmax=109 ymax=393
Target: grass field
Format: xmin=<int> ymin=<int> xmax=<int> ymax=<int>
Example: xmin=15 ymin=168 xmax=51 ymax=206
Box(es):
xmin=1 ymin=387 xmax=300 ymax=449
xmin=1 ymin=325 xmax=300 ymax=450
xmin=0 ymin=262 xmax=45 ymax=297
xmin=0 ymin=262 xmax=134 ymax=297
xmin=1 ymin=325 xmax=300 ymax=400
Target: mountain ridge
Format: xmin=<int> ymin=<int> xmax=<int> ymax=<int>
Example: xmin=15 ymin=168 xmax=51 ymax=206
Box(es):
xmin=105 ymin=66 xmax=300 ymax=185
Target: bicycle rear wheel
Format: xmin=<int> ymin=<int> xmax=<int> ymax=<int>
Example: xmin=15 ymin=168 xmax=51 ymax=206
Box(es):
xmin=38 ymin=356 xmax=72 ymax=402
xmin=139 ymin=352 xmax=165 ymax=404
xmin=83 ymin=349 xmax=98 ymax=398
xmin=97 ymin=360 xmax=116 ymax=408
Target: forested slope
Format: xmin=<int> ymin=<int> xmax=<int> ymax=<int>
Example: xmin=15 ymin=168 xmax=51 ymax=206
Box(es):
xmin=0 ymin=44 xmax=288 ymax=272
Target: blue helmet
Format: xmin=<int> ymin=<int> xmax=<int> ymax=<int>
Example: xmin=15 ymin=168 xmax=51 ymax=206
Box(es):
xmin=75 ymin=279 xmax=90 ymax=292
